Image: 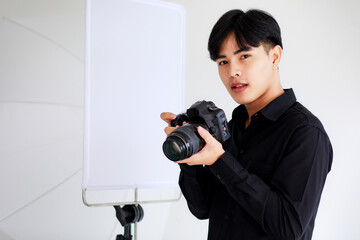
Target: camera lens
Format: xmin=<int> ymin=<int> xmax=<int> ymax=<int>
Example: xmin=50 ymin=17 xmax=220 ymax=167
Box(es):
xmin=162 ymin=123 xmax=205 ymax=161
xmin=163 ymin=136 xmax=187 ymax=161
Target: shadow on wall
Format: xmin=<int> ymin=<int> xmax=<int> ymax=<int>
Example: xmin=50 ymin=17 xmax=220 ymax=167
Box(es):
xmin=0 ymin=16 xmax=115 ymax=239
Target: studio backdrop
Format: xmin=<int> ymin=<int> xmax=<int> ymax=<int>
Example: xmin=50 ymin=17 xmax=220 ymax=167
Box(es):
xmin=82 ymin=0 xmax=186 ymax=205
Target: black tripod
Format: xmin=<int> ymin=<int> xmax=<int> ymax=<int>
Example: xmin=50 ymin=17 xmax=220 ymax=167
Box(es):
xmin=114 ymin=205 xmax=144 ymax=240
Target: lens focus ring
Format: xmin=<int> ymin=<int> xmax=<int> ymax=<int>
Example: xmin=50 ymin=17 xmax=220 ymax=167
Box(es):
xmin=162 ymin=123 xmax=205 ymax=161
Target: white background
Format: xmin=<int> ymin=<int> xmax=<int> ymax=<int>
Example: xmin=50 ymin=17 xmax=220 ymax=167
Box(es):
xmin=0 ymin=0 xmax=359 ymax=239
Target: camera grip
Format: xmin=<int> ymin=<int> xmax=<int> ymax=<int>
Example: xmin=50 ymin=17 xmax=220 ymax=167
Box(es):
xmin=170 ymin=113 xmax=188 ymax=127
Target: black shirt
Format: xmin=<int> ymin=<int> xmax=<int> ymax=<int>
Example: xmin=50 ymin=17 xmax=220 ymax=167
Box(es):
xmin=179 ymin=89 xmax=333 ymax=240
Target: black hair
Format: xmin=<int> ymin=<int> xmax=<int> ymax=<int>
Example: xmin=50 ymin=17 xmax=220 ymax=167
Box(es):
xmin=208 ymin=9 xmax=283 ymax=61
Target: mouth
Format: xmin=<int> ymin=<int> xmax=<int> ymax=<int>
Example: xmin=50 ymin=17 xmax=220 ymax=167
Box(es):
xmin=231 ymin=83 xmax=248 ymax=93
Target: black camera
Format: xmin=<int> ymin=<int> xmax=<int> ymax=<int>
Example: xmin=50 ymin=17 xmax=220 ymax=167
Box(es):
xmin=162 ymin=100 xmax=230 ymax=161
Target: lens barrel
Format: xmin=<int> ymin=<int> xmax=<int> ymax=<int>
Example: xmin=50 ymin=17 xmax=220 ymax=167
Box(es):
xmin=162 ymin=123 xmax=205 ymax=161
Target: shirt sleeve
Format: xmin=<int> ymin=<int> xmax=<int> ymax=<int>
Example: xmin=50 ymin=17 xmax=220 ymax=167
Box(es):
xmin=208 ymin=125 xmax=332 ymax=239
xmin=178 ymin=163 xmax=215 ymax=220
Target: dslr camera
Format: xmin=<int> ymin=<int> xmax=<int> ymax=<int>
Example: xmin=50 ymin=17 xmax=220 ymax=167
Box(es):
xmin=162 ymin=100 xmax=230 ymax=161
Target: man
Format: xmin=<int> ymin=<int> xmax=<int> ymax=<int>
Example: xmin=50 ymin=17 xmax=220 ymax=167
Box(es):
xmin=161 ymin=9 xmax=332 ymax=240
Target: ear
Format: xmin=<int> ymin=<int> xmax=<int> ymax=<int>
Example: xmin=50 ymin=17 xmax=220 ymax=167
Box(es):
xmin=271 ymin=45 xmax=282 ymax=69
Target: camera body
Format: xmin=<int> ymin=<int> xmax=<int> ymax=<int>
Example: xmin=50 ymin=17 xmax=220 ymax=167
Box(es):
xmin=163 ymin=100 xmax=230 ymax=161
xmin=171 ymin=100 xmax=230 ymax=143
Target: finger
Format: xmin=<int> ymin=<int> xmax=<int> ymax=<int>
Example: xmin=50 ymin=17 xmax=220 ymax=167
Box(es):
xmin=176 ymin=158 xmax=191 ymax=165
xmin=197 ymin=126 xmax=213 ymax=143
xmin=176 ymin=153 xmax=199 ymax=165
xmin=164 ymin=125 xmax=180 ymax=136
xmin=160 ymin=112 xmax=177 ymax=125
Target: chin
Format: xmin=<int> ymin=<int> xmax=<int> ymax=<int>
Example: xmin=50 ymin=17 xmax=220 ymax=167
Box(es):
xmin=230 ymin=94 xmax=248 ymax=105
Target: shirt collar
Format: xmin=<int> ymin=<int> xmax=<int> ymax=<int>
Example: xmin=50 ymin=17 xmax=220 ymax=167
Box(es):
xmin=232 ymin=88 xmax=297 ymax=122
xmin=260 ymin=88 xmax=297 ymax=121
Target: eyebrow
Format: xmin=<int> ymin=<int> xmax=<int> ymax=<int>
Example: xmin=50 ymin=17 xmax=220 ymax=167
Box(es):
xmin=215 ymin=46 xmax=252 ymax=60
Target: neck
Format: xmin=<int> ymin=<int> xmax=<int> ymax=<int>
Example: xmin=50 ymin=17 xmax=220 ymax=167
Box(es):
xmin=245 ymin=88 xmax=284 ymax=116
xmin=244 ymin=84 xmax=284 ymax=128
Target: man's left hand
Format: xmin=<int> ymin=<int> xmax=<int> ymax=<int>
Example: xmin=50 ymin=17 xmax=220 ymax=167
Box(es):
xmin=176 ymin=126 xmax=225 ymax=166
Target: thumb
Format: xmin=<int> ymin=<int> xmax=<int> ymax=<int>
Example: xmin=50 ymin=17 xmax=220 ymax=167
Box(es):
xmin=197 ymin=126 xmax=213 ymax=143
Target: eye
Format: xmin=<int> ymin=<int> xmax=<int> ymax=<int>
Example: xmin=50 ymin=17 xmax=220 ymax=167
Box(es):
xmin=241 ymin=54 xmax=250 ymax=59
xmin=218 ymin=60 xmax=228 ymax=66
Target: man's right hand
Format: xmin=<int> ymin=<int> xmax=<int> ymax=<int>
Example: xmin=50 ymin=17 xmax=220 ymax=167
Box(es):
xmin=160 ymin=112 xmax=178 ymax=136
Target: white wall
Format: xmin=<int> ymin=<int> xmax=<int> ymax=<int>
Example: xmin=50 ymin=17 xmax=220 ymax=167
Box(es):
xmin=0 ymin=0 xmax=359 ymax=239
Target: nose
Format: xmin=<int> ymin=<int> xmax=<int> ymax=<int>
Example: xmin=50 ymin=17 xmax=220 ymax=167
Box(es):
xmin=229 ymin=62 xmax=241 ymax=78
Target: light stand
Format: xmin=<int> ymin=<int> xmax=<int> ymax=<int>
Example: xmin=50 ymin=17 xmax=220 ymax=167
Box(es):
xmin=82 ymin=188 xmax=181 ymax=240
xmin=114 ymin=205 xmax=144 ymax=240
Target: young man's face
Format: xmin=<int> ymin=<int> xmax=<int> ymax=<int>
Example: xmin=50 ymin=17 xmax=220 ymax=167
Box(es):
xmin=216 ymin=32 xmax=281 ymax=108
